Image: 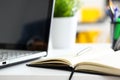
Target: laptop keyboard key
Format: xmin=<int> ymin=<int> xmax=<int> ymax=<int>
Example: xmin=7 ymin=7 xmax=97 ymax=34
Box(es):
xmin=0 ymin=50 xmax=37 ymax=61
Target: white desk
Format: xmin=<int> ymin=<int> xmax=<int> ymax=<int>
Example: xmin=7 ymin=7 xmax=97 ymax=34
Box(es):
xmin=0 ymin=44 xmax=120 ymax=80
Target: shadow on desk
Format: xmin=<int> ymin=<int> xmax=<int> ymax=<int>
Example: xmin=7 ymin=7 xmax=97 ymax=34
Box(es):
xmin=27 ymin=64 xmax=120 ymax=78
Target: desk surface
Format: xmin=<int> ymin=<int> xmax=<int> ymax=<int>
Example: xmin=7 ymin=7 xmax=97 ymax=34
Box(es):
xmin=0 ymin=44 xmax=120 ymax=80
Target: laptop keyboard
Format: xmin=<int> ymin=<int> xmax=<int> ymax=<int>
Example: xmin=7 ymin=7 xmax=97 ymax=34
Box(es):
xmin=0 ymin=50 xmax=38 ymax=61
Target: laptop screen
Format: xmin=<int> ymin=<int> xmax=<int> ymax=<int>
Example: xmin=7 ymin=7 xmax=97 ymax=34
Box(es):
xmin=0 ymin=0 xmax=53 ymax=51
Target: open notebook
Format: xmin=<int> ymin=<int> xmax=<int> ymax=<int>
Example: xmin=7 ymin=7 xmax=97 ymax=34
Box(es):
xmin=0 ymin=0 xmax=54 ymax=68
xmin=27 ymin=45 xmax=120 ymax=80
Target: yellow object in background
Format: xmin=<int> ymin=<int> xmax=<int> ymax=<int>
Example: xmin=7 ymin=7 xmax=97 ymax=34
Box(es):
xmin=81 ymin=7 xmax=103 ymax=23
xmin=76 ymin=30 xmax=100 ymax=43
xmin=76 ymin=32 xmax=87 ymax=43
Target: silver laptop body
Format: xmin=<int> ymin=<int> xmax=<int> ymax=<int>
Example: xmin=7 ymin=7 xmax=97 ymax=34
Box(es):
xmin=0 ymin=0 xmax=54 ymax=68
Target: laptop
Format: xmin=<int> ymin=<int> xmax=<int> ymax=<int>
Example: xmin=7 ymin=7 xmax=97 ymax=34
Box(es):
xmin=0 ymin=0 xmax=54 ymax=68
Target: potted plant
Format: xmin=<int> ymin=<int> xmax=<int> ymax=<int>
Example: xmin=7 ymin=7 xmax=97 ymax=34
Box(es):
xmin=51 ymin=0 xmax=80 ymax=49
xmin=54 ymin=0 xmax=80 ymax=17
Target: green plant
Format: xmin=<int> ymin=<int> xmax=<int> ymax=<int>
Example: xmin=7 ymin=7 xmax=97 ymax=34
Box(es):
xmin=54 ymin=0 xmax=80 ymax=17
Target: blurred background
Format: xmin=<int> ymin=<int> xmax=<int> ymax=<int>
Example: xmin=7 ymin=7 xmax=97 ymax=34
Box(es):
xmin=76 ymin=0 xmax=111 ymax=44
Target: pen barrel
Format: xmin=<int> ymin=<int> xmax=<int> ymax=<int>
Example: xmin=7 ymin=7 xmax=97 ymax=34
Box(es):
xmin=111 ymin=20 xmax=120 ymax=51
